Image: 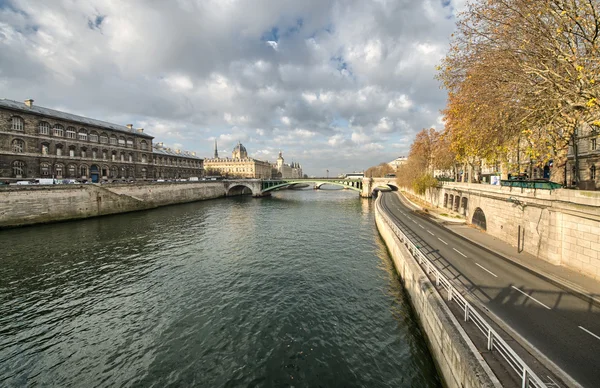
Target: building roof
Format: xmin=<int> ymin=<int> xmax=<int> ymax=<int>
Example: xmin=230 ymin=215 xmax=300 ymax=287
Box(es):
xmin=233 ymin=142 xmax=247 ymax=153
xmin=153 ymin=145 xmax=203 ymax=160
xmin=0 ymin=98 xmax=154 ymax=139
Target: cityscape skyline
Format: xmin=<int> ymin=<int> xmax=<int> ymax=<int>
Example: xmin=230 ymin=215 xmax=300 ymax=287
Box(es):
xmin=0 ymin=0 xmax=465 ymax=176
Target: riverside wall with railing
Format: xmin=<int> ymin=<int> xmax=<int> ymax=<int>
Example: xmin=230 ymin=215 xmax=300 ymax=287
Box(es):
xmin=375 ymin=196 xmax=551 ymax=388
xmin=374 ymin=196 xmax=501 ymax=388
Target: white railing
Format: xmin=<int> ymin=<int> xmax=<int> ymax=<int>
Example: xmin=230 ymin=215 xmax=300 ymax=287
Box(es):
xmin=377 ymin=197 xmax=547 ymax=388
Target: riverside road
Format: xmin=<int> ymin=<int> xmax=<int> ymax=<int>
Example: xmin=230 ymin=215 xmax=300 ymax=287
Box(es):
xmin=380 ymin=192 xmax=600 ymax=388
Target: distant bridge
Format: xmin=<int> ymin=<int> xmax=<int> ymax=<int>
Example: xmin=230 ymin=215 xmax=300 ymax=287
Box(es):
xmin=223 ymin=177 xmax=397 ymax=198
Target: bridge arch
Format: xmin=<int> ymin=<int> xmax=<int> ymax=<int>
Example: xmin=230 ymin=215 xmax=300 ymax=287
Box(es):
xmin=226 ymin=183 xmax=256 ymax=196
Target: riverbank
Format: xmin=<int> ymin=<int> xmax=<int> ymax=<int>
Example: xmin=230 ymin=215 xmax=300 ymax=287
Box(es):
xmin=0 ymin=182 xmax=227 ymax=229
xmin=374 ymin=196 xmax=499 ymax=388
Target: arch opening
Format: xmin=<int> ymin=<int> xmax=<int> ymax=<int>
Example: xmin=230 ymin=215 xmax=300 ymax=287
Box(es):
xmin=227 ymin=184 xmax=254 ymax=196
xmin=472 ymin=207 xmax=487 ymax=231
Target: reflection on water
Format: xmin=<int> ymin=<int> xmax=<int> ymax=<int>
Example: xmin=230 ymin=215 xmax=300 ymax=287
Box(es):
xmin=0 ymin=189 xmax=441 ymax=387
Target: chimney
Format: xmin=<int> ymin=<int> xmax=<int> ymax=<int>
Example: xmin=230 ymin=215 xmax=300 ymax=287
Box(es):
xmin=136 ymin=128 xmax=144 ymax=133
xmin=126 ymin=124 xmax=133 ymax=129
xmin=24 ymin=99 xmax=34 ymax=108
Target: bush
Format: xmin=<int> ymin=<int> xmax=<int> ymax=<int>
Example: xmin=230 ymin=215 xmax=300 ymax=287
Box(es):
xmin=412 ymin=174 xmax=438 ymax=195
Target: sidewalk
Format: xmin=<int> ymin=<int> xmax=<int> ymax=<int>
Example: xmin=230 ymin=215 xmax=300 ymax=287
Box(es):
xmin=397 ymin=191 xmax=600 ymax=306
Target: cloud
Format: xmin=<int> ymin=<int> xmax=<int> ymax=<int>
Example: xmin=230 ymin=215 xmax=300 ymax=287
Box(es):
xmin=0 ymin=0 xmax=459 ymax=175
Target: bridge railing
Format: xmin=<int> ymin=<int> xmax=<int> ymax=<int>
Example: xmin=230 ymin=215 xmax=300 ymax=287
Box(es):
xmin=376 ymin=196 xmax=547 ymax=388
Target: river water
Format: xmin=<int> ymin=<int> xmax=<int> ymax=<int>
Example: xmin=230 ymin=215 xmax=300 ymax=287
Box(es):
xmin=0 ymin=189 xmax=441 ymax=387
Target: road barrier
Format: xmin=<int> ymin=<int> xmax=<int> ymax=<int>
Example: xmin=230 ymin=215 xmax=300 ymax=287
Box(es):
xmin=377 ymin=196 xmax=547 ymax=388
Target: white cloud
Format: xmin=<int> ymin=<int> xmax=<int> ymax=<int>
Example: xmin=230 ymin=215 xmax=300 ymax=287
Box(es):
xmin=0 ymin=0 xmax=458 ymax=175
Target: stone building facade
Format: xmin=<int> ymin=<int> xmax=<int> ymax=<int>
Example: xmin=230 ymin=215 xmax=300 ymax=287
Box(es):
xmin=273 ymin=151 xmax=302 ymax=178
xmin=0 ymin=99 xmax=203 ymax=182
xmin=565 ymin=123 xmax=600 ymax=189
xmin=204 ymin=141 xmax=272 ymax=179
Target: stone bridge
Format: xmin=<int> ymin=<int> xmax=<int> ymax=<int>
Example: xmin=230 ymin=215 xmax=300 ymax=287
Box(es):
xmin=224 ymin=177 xmax=398 ymax=198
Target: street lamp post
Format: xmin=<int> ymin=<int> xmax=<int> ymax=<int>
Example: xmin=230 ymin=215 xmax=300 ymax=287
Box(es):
xmin=326 ymin=169 xmax=329 ymax=179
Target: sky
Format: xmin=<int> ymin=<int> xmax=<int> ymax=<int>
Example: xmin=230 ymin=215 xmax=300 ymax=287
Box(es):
xmin=0 ymin=0 xmax=466 ymax=176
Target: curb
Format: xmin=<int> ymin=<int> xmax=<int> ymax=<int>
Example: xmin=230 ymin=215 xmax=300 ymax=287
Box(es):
xmin=395 ymin=192 xmax=600 ymax=309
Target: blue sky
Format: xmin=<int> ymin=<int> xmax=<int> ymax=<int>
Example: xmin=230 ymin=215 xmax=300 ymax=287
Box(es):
xmin=0 ymin=0 xmax=465 ymax=176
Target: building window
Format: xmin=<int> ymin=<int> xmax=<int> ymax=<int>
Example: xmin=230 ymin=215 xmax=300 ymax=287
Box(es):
xmin=126 ymin=139 xmax=133 ymax=147
xmin=41 ymin=143 xmax=49 ymax=155
xmin=12 ymin=160 xmax=25 ymax=177
xmin=80 ymin=165 xmax=88 ymax=177
xmin=128 ymin=154 xmax=133 ymax=162
xmin=41 ymin=162 xmax=50 ymax=176
xmin=78 ymin=130 xmax=87 ymax=141
xmin=103 ymin=150 xmax=108 ymax=160
xmin=39 ymin=122 xmax=50 ymax=135
xmin=120 ymin=153 xmax=125 ymax=162
xmin=118 ymin=137 xmax=125 ymax=146
xmin=66 ymin=127 xmax=76 ymax=139
xmin=12 ymin=117 xmax=24 ymax=131
xmin=142 ymin=154 xmax=147 ymax=163
xmin=592 ymin=165 xmax=597 ymax=180
xmin=53 ymin=124 xmax=64 ymax=137
xmin=100 ymin=134 xmax=108 ymax=144
xmin=69 ymin=147 xmax=75 ymax=157
xmin=55 ymin=164 xmax=64 ymax=178
xmin=141 ymin=168 xmax=147 ymax=179
xmin=68 ymin=164 xmax=76 ymax=177
xmin=89 ymin=133 xmax=99 ymax=142
xmin=92 ymin=149 xmax=97 ymax=159
xmin=12 ymin=139 xmax=24 ymax=153
xmin=110 ymin=136 xmax=118 ymax=145
xmin=56 ymin=146 xmax=63 ymax=156
xmin=81 ymin=148 xmax=87 ymax=158
xmin=111 ymin=152 xmax=116 ymax=161
xmin=140 ymin=141 xmax=148 ymax=150
xmin=592 ymin=138 xmax=597 ymax=151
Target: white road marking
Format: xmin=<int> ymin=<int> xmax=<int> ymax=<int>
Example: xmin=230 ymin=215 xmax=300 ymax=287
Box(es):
xmin=427 ymin=230 xmax=435 ymax=236
xmin=412 ymin=220 xmax=418 ymax=224
xmin=511 ymin=286 xmax=551 ymax=310
xmin=475 ymin=263 xmax=498 ymax=277
xmin=418 ymin=224 xmax=425 ymax=229
xmin=453 ymin=248 xmax=467 ymax=257
xmin=438 ymin=238 xmax=448 ymax=245
xmin=579 ymin=326 xmax=600 ymax=341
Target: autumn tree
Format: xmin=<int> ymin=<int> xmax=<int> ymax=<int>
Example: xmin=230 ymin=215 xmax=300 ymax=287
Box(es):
xmin=365 ymin=162 xmax=394 ymax=178
xmin=438 ymin=0 xmax=600 ymax=180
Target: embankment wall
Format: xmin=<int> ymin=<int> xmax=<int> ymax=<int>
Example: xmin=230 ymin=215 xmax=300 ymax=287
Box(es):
xmin=0 ymin=182 xmax=227 ymax=228
xmin=375 ymin=201 xmax=499 ymax=388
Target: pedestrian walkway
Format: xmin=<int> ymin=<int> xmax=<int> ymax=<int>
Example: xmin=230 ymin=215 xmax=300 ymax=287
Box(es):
xmin=397 ymin=191 xmax=600 ymax=307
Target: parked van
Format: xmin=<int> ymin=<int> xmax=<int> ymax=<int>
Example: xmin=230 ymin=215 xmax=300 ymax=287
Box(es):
xmin=15 ymin=181 xmax=32 ymax=185
xmin=35 ymin=178 xmax=58 ymax=185
xmin=188 ymin=177 xmax=199 ymax=181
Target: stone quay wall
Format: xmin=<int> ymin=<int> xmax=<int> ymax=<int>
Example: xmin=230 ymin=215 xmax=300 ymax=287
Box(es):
xmin=375 ymin=201 xmax=499 ymax=388
xmin=415 ymin=182 xmax=600 ymax=281
xmin=0 ymin=182 xmax=227 ymax=229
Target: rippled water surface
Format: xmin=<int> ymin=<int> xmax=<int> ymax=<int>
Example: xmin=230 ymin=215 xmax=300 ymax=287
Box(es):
xmin=0 ymin=189 xmax=441 ymax=387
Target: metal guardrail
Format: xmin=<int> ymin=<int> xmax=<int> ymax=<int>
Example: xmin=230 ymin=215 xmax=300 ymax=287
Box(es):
xmin=500 ymin=180 xmax=562 ymax=190
xmin=376 ymin=197 xmax=547 ymax=388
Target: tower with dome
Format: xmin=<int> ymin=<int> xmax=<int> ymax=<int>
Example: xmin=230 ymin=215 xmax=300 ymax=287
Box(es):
xmin=204 ymin=141 xmax=272 ymax=179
